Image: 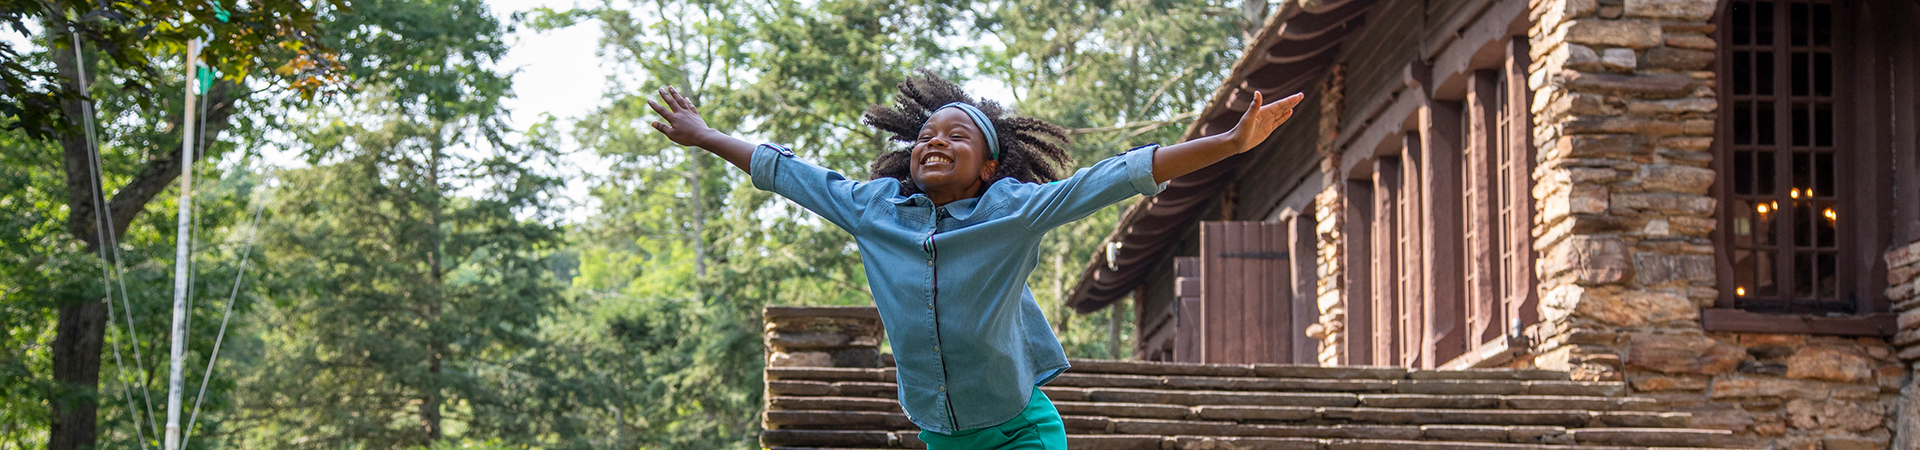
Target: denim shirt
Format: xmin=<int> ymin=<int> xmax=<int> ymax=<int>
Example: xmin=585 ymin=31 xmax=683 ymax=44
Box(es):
xmin=749 ymin=142 xmax=1166 ymax=433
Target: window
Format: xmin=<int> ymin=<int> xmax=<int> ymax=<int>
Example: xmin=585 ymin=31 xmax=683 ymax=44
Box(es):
xmin=1369 ymin=157 xmax=1405 ymax=367
xmin=1723 ymin=0 xmax=1846 ymax=313
xmin=1460 ymin=40 xmax=1538 ymax=354
xmin=1709 ymin=0 xmax=1914 ymax=334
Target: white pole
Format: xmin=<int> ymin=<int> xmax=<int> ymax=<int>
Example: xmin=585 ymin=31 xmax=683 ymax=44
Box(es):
xmin=164 ymin=37 xmax=200 ymax=450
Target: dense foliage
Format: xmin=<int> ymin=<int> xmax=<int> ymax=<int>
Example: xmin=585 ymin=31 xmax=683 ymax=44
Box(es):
xmin=0 ymin=0 xmax=1252 ymax=448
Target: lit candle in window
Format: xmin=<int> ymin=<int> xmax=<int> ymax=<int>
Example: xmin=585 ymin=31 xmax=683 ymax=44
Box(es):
xmin=1824 ymin=208 xmax=1836 ymax=222
xmin=1790 ymin=188 xmax=1800 ymax=199
xmin=1757 ymin=203 xmax=1770 ymax=214
xmin=1736 ymin=287 xmax=1747 ymax=296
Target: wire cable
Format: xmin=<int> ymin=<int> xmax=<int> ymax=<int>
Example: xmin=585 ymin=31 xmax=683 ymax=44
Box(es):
xmin=179 ymin=179 xmax=266 ymax=450
xmin=70 ymin=27 xmax=153 ymax=450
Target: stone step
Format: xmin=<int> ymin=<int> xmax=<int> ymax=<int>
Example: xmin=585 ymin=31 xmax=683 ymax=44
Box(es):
xmin=770 ymin=362 xmax=1576 ymax=384
xmin=773 ymin=372 xmax=1628 ymax=399
xmin=770 ymin=386 xmax=1669 ymax=416
xmin=1567 ymin=427 xmax=1734 ymax=447
xmin=763 ymin=432 xmax=1753 ymax=449
xmin=767 ymin=408 xmax=1681 ymax=434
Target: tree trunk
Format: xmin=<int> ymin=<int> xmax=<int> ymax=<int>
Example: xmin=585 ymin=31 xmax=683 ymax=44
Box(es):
xmin=48 ymin=299 xmax=105 ymax=450
xmin=420 ymin=133 xmax=446 ymax=444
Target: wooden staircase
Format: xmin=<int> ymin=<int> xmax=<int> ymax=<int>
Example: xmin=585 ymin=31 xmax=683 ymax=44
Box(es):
xmin=761 ymin=359 xmax=1752 ymax=450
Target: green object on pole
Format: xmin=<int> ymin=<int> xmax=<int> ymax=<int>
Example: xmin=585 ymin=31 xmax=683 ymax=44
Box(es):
xmin=196 ymin=66 xmax=213 ymax=95
xmin=211 ymin=2 xmax=231 ymax=22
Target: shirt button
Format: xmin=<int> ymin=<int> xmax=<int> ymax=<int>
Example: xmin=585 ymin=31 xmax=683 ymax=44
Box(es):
xmin=938 ymin=385 xmax=945 ymax=392
xmin=926 ymin=303 xmax=934 ymax=310
xmin=933 ymin=346 xmax=940 ymax=353
xmin=927 ymin=259 xmax=933 ymax=266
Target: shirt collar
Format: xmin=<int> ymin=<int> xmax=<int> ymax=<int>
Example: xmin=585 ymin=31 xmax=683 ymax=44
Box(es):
xmin=883 ymin=179 xmax=1007 ymax=221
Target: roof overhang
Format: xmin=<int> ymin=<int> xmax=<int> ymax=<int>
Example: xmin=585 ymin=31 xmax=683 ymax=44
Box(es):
xmin=1064 ymin=0 xmax=1375 ymax=313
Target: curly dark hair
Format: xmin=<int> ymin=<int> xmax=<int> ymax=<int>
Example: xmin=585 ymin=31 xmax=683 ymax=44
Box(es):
xmin=863 ymin=70 xmax=1074 ymax=196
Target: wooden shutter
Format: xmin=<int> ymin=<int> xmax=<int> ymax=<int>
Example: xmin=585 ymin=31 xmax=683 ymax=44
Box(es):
xmin=1343 ymin=181 xmax=1375 ymax=366
xmin=1173 ymin=257 xmax=1202 ymax=363
xmin=1288 ymin=215 xmax=1319 ymax=364
xmin=1199 ymin=221 xmax=1293 ymax=364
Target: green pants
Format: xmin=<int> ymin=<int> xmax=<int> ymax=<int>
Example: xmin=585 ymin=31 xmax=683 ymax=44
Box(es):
xmin=918 ymin=387 xmax=1068 ymax=450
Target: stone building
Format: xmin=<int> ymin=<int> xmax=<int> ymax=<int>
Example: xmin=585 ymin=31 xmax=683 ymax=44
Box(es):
xmin=1063 ymin=0 xmax=1920 ymax=448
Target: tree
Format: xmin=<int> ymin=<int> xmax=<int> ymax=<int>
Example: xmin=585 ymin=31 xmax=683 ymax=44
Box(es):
xmin=1 ymin=2 xmax=342 ymax=448
xmin=220 ymin=1 xmax=580 ymax=448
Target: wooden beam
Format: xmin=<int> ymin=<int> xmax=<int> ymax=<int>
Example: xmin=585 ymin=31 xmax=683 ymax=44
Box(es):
xmin=1702 ymin=310 xmax=1897 ymax=336
xmin=1427 ymin=0 xmax=1528 ymax=101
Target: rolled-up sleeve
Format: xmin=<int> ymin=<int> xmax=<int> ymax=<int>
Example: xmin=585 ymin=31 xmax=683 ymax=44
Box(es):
xmin=1014 ymin=144 xmax=1167 ymax=231
xmin=749 ymin=143 xmax=882 ymax=232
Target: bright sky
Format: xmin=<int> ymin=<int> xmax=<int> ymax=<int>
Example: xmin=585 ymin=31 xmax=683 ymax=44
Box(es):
xmin=4 ymin=1 xmax=1018 ymax=223
xmin=487 ymin=0 xmax=1017 ymax=223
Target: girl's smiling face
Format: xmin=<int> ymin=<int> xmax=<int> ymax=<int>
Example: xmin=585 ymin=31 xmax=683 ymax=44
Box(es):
xmin=911 ymin=107 xmax=999 ymax=204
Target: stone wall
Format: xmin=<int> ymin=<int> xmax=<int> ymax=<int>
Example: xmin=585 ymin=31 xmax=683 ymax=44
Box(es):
xmin=1524 ymin=0 xmax=1914 ymax=448
xmin=1310 ymin=65 xmax=1348 ymax=366
xmin=1526 ymin=0 xmax=1720 ymax=383
xmin=1891 ymin=241 xmax=1920 ymax=449
xmin=764 ymin=306 xmax=886 ymax=368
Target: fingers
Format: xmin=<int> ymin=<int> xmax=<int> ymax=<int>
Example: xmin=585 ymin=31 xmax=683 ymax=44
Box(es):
xmin=650 ymin=121 xmax=672 ymax=134
xmin=1268 ymin=92 xmax=1305 ymax=110
xmin=669 ymin=86 xmax=696 ymax=112
xmin=647 ymin=98 xmax=671 ymax=117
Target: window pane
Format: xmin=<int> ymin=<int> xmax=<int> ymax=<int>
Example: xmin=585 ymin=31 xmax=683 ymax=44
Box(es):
xmin=1791 ymin=3 xmax=1809 ymax=46
xmin=1813 ymin=4 xmax=1832 ymax=46
xmin=1816 ymin=199 xmax=1836 ymax=247
xmin=1735 ymin=102 xmax=1754 ymax=145
xmin=1794 ymin=197 xmax=1812 ymax=247
xmin=1758 ymin=102 xmax=1777 ymax=146
xmin=1793 ymin=152 xmax=1811 ymax=197
xmin=1756 ymin=250 xmax=1776 ymax=295
xmin=1795 ymin=253 xmax=1814 ymax=297
xmin=1734 ymin=52 xmax=1753 ymax=96
xmin=1815 ymin=103 xmax=1833 ymax=147
xmin=1817 ymin=252 xmax=1837 ymax=298
xmin=1734 ymin=249 xmax=1755 ymax=297
xmin=1733 ymin=3 xmax=1752 ymax=46
xmin=1734 ymin=151 xmax=1755 ymax=194
xmin=1793 ymin=105 xmax=1810 ymax=147
xmin=1757 ymin=199 xmax=1777 ymax=246
xmin=1815 ymin=152 xmax=1834 ymax=197
xmin=1756 ymin=2 xmax=1775 ymax=45
xmin=1758 ymin=52 xmax=1776 ymax=96
xmin=1735 ymin=200 xmax=1755 ymax=244
xmin=1814 ymin=53 xmax=1833 ymax=97
xmin=1758 ymin=151 xmax=1777 ymax=195
xmin=1792 ymin=52 xmax=1809 ymax=96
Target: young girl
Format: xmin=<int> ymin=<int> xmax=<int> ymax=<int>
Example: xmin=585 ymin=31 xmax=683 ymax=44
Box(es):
xmin=648 ymin=72 xmax=1301 ymax=449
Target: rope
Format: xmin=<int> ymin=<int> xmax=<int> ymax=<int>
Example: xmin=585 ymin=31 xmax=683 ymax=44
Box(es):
xmin=70 ymin=27 xmax=153 ymax=450
xmin=179 ymin=181 xmax=266 ymax=450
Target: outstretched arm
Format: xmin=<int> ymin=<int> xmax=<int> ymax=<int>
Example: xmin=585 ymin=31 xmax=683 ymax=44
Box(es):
xmin=1151 ymin=91 xmax=1304 ymax=183
xmin=648 ymin=86 xmax=754 ymax=172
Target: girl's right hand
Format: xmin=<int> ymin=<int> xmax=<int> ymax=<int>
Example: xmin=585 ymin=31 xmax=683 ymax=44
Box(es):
xmin=648 ymin=86 xmax=712 ymax=147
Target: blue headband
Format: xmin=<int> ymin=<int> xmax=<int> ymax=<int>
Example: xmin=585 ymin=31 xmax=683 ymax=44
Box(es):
xmin=934 ymin=102 xmax=1000 ymax=160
